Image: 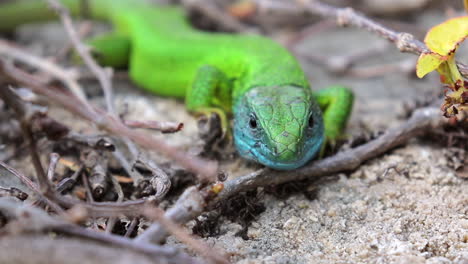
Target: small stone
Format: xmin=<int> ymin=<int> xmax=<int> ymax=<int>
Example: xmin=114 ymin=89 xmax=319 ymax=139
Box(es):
xmin=283 ymin=216 xmax=300 ymax=230
xmin=247 ymin=228 xmax=261 ymax=239
xmin=327 ymin=208 xmax=337 ymax=217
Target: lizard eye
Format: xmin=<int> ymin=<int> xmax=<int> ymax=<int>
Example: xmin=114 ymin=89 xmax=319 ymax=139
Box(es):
xmin=308 ymin=114 xmax=314 ymax=128
xmin=249 ymin=115 xmax=258 ymax=129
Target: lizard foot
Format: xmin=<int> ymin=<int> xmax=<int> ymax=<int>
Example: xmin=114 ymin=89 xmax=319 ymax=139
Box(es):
xmin=194 ymin=108 xmax=235 ymax=159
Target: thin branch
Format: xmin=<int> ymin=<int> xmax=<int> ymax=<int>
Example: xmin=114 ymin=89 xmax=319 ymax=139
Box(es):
xmin=0 ymin=186 xmax=28 ymax=201
xmin=0 ymin=198 xmax=201 ymax=264
xmin=0 ymin=39 xmax=87 ymax=102
xmin=256 ymin=0 xmax=468 ymax=77
xmin=0 ymin=86 xmax=63 ymax=212
xmin=124 ymin=119 xmax=184 ymax=133
xmin=44 ymin=1 xmax=154 ymax=183
xmin=46 ymin=0 xmax=115 ymax=114
xmin=47 ymin=153 xmax=60 ymax=184
xmin=0 ymin=158 xmax=148 ymax=218
xmin=143 ymin=206 xmax=229 ymax=264
xmin=135 ymin=186 xmax=206 ymax=244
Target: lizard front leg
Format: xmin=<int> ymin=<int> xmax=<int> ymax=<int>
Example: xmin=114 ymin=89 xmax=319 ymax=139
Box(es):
xmin=186 ymin=65 xmax=233 ymax=139
xmin=312 ymin=85 xmax=354 ymax=148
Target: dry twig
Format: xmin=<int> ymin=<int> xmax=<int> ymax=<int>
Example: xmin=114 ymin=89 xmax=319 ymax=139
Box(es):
xmin=143 ymin=206 xmax=230 ymax=264
xmin=124 ymin=119 xmax=184 ymax=133
xmin=256 ymin=0 xmax=468 ymax=77
xmin=0 ymin=86 xmax=63 ymax=212
xmin=46 ymin=0 xmax=115 ymax=114
xmin=0 ymin=198 xmax=201 ymax=264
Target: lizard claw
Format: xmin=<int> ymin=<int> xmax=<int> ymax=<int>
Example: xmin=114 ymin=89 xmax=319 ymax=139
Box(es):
xmin=195 ymin=107 xmax=231 ymax=144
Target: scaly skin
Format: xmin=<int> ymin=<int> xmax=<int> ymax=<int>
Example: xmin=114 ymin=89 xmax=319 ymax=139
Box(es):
xmin=0 ymin=0 xmax=354 ymax=170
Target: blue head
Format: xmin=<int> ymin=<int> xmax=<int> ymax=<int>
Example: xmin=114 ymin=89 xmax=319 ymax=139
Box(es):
xmin=233 ymin=85 xmax=324 ymax=170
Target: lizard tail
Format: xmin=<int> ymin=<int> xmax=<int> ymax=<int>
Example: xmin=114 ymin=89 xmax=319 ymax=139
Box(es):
xmin=0 ymin=0 xmax=117 ymax=33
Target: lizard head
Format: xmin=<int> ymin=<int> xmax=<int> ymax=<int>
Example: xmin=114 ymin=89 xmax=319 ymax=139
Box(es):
xmin=233 ymin=85 xmax=324 ymax=170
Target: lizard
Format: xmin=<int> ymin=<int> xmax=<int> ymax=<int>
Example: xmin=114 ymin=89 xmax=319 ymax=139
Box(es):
xmin=0 ymin=0 xmax=354 ymax=170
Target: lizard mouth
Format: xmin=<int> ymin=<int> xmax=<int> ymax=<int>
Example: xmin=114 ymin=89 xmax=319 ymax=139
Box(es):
xmin=249 ymin=148 xmax=313 ymax=170
xmin=237 ymin=136 xmax=323 ymax=170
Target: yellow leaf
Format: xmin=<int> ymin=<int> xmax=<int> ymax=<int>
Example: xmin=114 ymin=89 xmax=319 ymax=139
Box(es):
xmin=425 ymin=16 xmax=468 ymax=55
xmin=416 ymin=52 xmax=445 ymax=78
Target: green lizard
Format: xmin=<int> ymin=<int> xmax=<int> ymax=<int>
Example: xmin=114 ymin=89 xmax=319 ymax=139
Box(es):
xmin=0 ymin=0 xmax=354 ymax=170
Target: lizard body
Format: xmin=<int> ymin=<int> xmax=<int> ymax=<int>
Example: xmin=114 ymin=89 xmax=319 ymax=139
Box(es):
xmin=0 ymin=0 xmax=354 ymax=170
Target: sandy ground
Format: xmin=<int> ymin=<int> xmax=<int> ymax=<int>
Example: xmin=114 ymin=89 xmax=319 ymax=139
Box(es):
xmin=0 ymin=7 xmax=466 ymax=264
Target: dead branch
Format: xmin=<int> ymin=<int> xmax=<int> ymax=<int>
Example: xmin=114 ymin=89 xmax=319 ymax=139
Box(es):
xmin=0 ymin=187 xmax=28 ymax=201
xmin=124 ymin=119 xmax=184 ymax=133
xmin=135 ymin=158 xmax=171 ymax=200
xmin=256 ymin=0 xmax=468 ymax=77
xmin=0 ymin=86 xmax=63 ymax=212
xmin=135 ymin=186 xmax=206 ymax=244
xmin=143 ymin=206 xmax=229 ymax=264
xmin=0 ymin=159 xmax=148 ymax=217
xmin=0 ymin=198 xmax=201 ymax=264
xmin=0 ymin=235 xmax=157 ymax=264
xmin=136 ymin=106 xmax=447 ymax=243
xmin=65 ymin=133 xmax=116 ymax=151
xmin=46 ymin=0 xmax=115 ymax=114
xmin=0 ymin=39 xmax=87 ymax=102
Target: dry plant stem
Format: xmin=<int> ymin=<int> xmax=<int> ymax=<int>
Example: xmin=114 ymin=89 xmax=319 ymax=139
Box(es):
xmin=0 ymin=235 xmax=158 ymax=264
xmin=0 ymin=87 xmax=63 ymax=212
xmin=136 ymin=157 xmax=171 ymax=199
xmin=65 ymin=132 xmax=115 ymax=151
xmin=301 ymin=0 xmax=468 ymax=76
xmin=143 ymin=207 xmax=229 ymax=264
xmin=55 ymin=21 xmax=93 ymax=62
xmin=46 ymin=0 xmax=149 ymax=181
xmin=296 ymin=0 xmax=427 ymax=53
xmin=47 ymin=153 xmax=60 ymax=184
xmin=137 ymin=106 xmax=446 ymax=244
xmin=135 ymin=186 xmax=205 ymax=244
xmin=0 ymin=160 xmax=148 ymax=216
xmin=106 ymin=171 xmax=125 ymax=233
xmin=113 ymin=150 xmax=144 ymax=185
xmin=259 ymin=0 xmax=468 ymax=76
xmin=124 ymin=218 xmax=139 ymax=237
xmin=0 ymin=160 xmax=44 ymax=199
xmin=124 ymin=119 xmax=184 ymax=133
xmin=56 ymin=164 xmax=84 ymax=193
xmin=81 ymin=173 xmax=95 ymax=203
xmin=0 ymin=198 xmax=201 ymax=264
xmin=46 ymin=0 xmax=115 ymax=114
xmin=0 ymin=39 xmax=87 ymax=102
xmin=0 ymin=60 xmax=218 ymax=181
xmin=0 ymin=187 xmax=28 ymax=201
